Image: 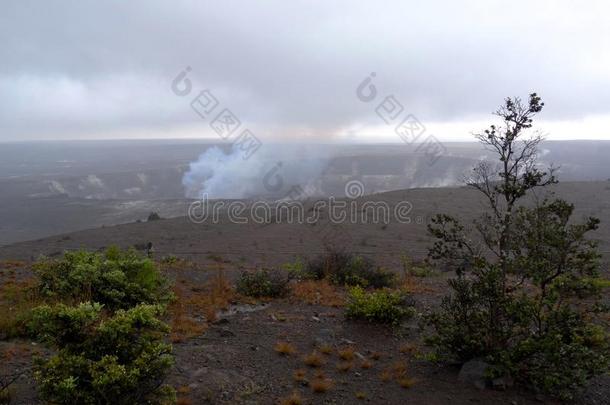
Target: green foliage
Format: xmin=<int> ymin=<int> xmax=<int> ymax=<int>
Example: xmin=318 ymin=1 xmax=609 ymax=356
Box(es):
xmin=282 ymin=257 xmax=312 ymax=281
xmin=345 ymin=286 xmax=415 ymax=325
xmin=30 ymin=303 xmax=175 ymax=405
xmin=236 ymin=269 xmax=289 ymax=298
xmin=400 ymin=255 xmax=435 ymax=277
xmin=306 ymin=250 xmax=395 ymax=288
xmin=425 ymin=94 xmax=609 ymax=399
xmin=33 ymin=247 xmax=173 ymax=310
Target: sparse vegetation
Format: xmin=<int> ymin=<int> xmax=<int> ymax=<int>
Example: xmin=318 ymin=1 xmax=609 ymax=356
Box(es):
xmin=274 ymin=341 xmax=297 ymax=356
xmin=305 ymin=249 xmax=395 ymax=288
xmin=336 ymin=361 xmax=353 ymax=372
xmin=292 ymin=369 xmax=308 ymax=384
xmin=236 ymin=269 xmax=289 ymax=298
xmin=425 ymin=94 xmax=610 ymax=399
xmin=345 ymin=286 xmax=415 ymax=325
xmin=303 ymin=351 xmax=325 ymax=368
xmin=337 ymin=347 xmax=355 ymax=361
xmin=310 ymin=375 xmax=332 ymax=393
xmin=290 ymin=279 xmax=344 ymax=307
xmin=280 ymin=391 xmax=303 ymax=405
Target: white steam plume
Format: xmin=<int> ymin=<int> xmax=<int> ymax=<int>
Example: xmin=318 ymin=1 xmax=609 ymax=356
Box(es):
xmin=182 ymin=144 xmax=333 ymax=199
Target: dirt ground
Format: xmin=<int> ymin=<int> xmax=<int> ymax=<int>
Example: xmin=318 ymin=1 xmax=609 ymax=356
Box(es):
xmin=1 ymin=182 xmax=608 ymax=404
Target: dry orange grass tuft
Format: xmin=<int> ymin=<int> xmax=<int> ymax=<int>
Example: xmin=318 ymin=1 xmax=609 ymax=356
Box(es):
xmin=336 ymin=361 xmax=353 ymax=372
xmin=303 ymin=351 xmax=325 ymax=368
xmin=370 ymin=351 xmax=382 ymax=360
xmin=360 ymin=359 xmax=373 ymax=369
xmin=310 ymin=376 xmax=333 ymax=393
xmin=355 ymin=391 xmax=367 ymax=400
xmin=275 ymin=341 xmax=297 ymax=356
xmin=176 ymin=398 xmax=193 ymax=405
xmin=397 ymin=377 xmax=417 ymax=389
xmin=292 ymin=369 xmax=308 ymax=384
xmin=399 ymin=342 xmax=417 ymax=355
xmin=381 ymin=360 xmax=414 ymax=386
xmin=380 ymin=369 xmax=392 ymax=382
xmin=318 ymin=344 xmax=333 ymax=355
xmin=401 ymin=275 xmax=434 ymax=294
xmin=0 ymin=278 xmax=39 ymax=337
xmin=337 ymin=347 xmax=355 ymax=361
xmin=169 ymin=268 xmax=234 ymax=342
xmin=290 ymin=280 xmax=344 ymax=307
xmin=280 ymin=391 xmax=304 ymax=405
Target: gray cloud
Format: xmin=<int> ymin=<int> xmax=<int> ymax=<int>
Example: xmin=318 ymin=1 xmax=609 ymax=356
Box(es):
xmin=1 ymin=0 xmax=610 ymax=140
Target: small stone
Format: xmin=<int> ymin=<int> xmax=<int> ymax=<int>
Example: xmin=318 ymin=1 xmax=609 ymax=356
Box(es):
xmin=458 ymin=358 xmax=490 ymax=390
xmin=218 ymin=327 xmax=235 ymax=337
xmin=311 ymin=316 xmax=321 ymax=322
xmin=492 ymin=376 xmax=514 ymax=390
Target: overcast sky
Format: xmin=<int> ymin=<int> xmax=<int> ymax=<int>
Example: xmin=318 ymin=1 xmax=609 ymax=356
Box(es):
xmin=1 ymin=0 xmax=610 ymax=142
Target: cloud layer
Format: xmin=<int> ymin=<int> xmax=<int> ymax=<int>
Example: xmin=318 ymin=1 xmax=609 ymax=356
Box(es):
xmin=2 ymin=0 xmax=610 ymax=141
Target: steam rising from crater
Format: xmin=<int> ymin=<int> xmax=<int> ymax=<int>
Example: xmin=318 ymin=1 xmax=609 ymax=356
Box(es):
xmin=182 ymin=144 xmax=333 ymax=199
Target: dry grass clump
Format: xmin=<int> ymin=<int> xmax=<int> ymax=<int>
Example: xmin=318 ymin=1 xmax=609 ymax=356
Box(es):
xmin=303 ymin=351 xmax=326 ymax=368
xmin=292 ymin=369 xmax=308 ymax=384
xmin=380 ymin=361 xmax=416 ymax=388
xmin=280 ymin=391 xmax=304 ymax=405
xmin=169 ymin=269 xmax=234 ymax=342
xmin=336 ymin=361 xmax=353 ymax=372
xmin=310 ymin=374 xmax=333 ymax=393
xmin=318 ymin=344 xmax=333 ymax=355
xmin=397 ymin=377 xmax=417 ymax=389
xmin=370 ymin=351 xmax=382 ymax=360
xmin=0 ymin=278 xmax=39 ymax=338
xmin=401 ymin=275 xmax=435 ymax=294
xmin=337 ymin=347 xmax=355 ymax=361
xmin=290 ymin=279 xmax=344 ymax=307
xmin=275 ymin=341 xmax=297 ymax=356
xmin=399 ymin=342 xmax=417 ymax=355
xmin=355 ymin=391 xmax=367 ymax=400
xmin=360 ymin=359 xmax=373 ymax=369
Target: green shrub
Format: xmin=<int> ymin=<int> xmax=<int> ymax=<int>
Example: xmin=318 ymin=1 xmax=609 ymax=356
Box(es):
xmin=282 ymin=257 xmax=312 ymax=281
xmin=306 ymin=250 xmax=395 ymax=288
xmin=147 ymin=212 xmax=162 ymax=221
xmin=425 ymin=94 xmax=609 ymax=399
xmin=236 ymin=269 xmax=289 ymax=298
xmin=33 ymin=247 xmax=173 ymax=310
xmin=400 ymin=255 xmax=434 ymax=277
xmin=345 ymin=286 xmax=415 ymax=325
xmin=30 ymin=303 xmax=175 ymax=405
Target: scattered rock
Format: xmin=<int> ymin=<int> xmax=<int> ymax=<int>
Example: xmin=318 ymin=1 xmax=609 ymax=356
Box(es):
xmin=217 ymin=327 xmax=235 ymax=337
xmin=458 ymin=358 xmax=490 ymax=390
xmin=213 ymin=318 xmax=230 ymax=325
xmin=311 ymin=315 xmax=321 ymax=322
xmin=492 ymin=376 xmax=514 ymax=390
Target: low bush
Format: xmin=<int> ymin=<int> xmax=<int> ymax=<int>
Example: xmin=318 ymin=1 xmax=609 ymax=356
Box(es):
xmin=33 ymin=247 xmax=173 ymax=310
xmin=29 ymin=302 xmax=175 ymax=404
xmin=236 ymin=269 xmax=289 ymax=298
xmin=345 ymin=286 xmax=415 ymax=325
xmin=306 ymin=250 xmax=395 ymax=288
